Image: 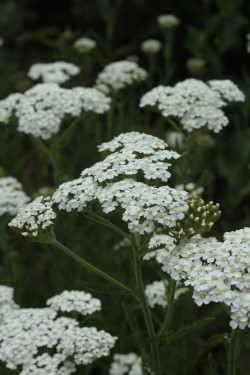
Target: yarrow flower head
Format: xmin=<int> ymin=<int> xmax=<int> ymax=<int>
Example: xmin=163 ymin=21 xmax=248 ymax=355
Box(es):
xmin=109 ymin=353 xmax=143 ymax=375
xmin=9 ymin=195 xmax=56 ymax=241
xmin=0 ymin=176 xmax=30 ymax=216
xmin=140 ymin=78 xmax=245 ymax=133
xmin=95 ymin=61 xmax=148 ymax=94
xmin=73 ymin=37 xmax=96 ymax=53
xmin=46 ymin=290 xmax=101 ymax=315
xmin=145 ymin=280 xmax=188 ymax=308
xmin=53 ymin=132 xmax=189 ymax=234
xmin=0 ymin=288 xmax=116 ymax=374
xmin=141 ymin=39 xmax=162 ymax=54
xmin=0 ymin=83 xmax=111 ymax=139
xmin=157 ymin=14 xmax=180 ymax=29
xmin=28 ymin=62 xmax=80 ymax=84
xmin=158 ymin=228 xmax=250 ymax=329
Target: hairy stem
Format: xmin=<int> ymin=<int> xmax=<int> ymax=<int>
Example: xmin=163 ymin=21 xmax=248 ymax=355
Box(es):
xmin=49 ymin=237 xmax=134 ymax=296
xmin=84 ymin=209 xmax=131 ymax=239
xmin=132 ymin=236 xmax=162 ymax=375
xmin=228 ymin=328 xmax=240 ymax=375
xmin=159 ymin=279 xmax=177 ymax=336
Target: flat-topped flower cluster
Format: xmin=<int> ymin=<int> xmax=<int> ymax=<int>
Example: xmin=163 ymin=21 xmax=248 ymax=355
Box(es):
xmin=109 ymin=353 xmax=143 ymax=375
xmin=9 ymin=195 xmax=56 ymax=238
xmin=95 ymin=61 xmax=148 ymax=94
xmin=0 ymin=83 xmax=111 ymax=139
xmin=53 ymin=132 xmax=189 ymax=234
xmin=140 ymin=79 xmax=245 ymax=133
xmin=0 ymin=287 xmax=116 ymax=374
xmin=28 ymin=62 xmax=80 ymax=84
xmin=0 ymin=176 xmax=30 ymax=216
xmin=154 ymin=228 xmax=250 ymax=329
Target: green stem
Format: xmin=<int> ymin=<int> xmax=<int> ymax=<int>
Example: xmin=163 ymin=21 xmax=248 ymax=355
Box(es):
xmin=166 ymin=117 xmax=182 ymax=133
xmin=49 ymin=237 xmax=134 ymax=296
xmin=228 ymin=329 xmax=240 ymax=375
xmin=132 ymin=236 xmax=162 ymax=375
xmin=84 ymin=209 xmax=130 ymax=240
xmin=159 ymin=279 xmax=177 ymax=336
xmin=107 ymin=97 xmax=115 ymax=139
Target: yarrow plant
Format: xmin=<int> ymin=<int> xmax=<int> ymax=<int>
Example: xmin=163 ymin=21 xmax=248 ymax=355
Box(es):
xmin=157 ymin=228 xmax=250 ymax=330
xmin=8 ymin=127 xmax=248 ymax=375
xmin=73 ymin=37 xmax=97 ymax=53
xmin=109 ymin=353 xmax=143 ymax=375
xmin=0 ymin=83 xmax=111 ymax=139
xmin=95 ymin=61 xmax=148 ymax=94
xmin=52 ymin=131 xmax=189 ymax=234
xmin=140 ymin=79 xmax=245 ymax=133
xmin=0 ymin=287 xmax=116 ymax=374
xmin=9 ymin=195 xmax=56 ymax=240
xmin=0 ymin=176 xmax=30 ymax=216
xmin=27 ymin=62 xmax=80 ymax=84
xmin=141 ymin=39 xmax=162 ymax=54
xmin=157 ymin=14 xmax=180 ymax=29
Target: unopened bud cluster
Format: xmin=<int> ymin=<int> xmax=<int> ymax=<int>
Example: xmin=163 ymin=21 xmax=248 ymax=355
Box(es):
xmin=172 ymin=196 xmax=221 ymax=239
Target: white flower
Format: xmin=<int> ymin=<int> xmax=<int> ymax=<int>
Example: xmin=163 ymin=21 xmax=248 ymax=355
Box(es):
xmin=109 ymin=353 xmax=143 ymax=375
xmin=140 ymin=79 xmax=245 ymax=133
xmin=158 ymin=228 xmax=250 ymax=329
xmin=0 ymin=83 xmax=111 ymax=139
xmin=47 ymin=290 xmax=102 ymax=315
xmin=28 ymin=62 xmax=80 ymax=84
xmin=157 ymin=14 xmax=180 ymax=29
xmin=0 ymin=289 xmax=116 ymax=373
xmin=53 ymin=132 xmax=189 ymax=235
xmin=9 ymin=195 xmax=56 ymax=239
xmin=0 ymin=176 xmax=30 ymax=216
xmin=141 ymin=39 xmax=162 ymax=54
xmin=95 ymin=61 xmax=148 ymax=94
xmin=73 ymin=37 xmax=96 ymax=53
xmin=165 ymin=131 xmax=184 ymax=148
xmin=208 ymin=80 xmax=245 ymax=102
xmin=145 ymin=280 xmax=188 ymax=308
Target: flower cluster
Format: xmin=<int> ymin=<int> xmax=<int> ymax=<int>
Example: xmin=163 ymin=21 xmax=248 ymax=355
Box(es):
xmin=46 ymin=290 xmax=102 ymax=315
xmin=0 ymin=285 xmax=19 ymax=322
xmin=9 ymin=195 xmax=56 ymax=239
xmin=0 ymin=176 xmax=30 ymax=216
xmin=0 ymin=288 xmax=116 ymax=374
xmin=109 ymin=353 xmax=143 ymax=375
xmin=0 ymin=83 xmax=111 ymax=139
xmin=28 ymin=62 xmax=80 ymax=84
xmin=73 ymin=37 xmax=96 ymax=53
xmin=141 ymin=39 xmax=162 ymax=54
xmin=140 ymin=79 xmax=245 ymax=133
xmin=95 ymin=61 xmax=148 ymax=94
xmin=158 ymin=228 xmax=250 ymax=329
xmin=145 ymin=280 xmax=188 ymax=308
xmin=53 ymin=132 xmax=189 ymax=234
xmin=157 ymin=14 xmax=180 ymax=29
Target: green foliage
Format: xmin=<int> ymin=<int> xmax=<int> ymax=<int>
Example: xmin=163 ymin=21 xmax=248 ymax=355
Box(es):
xmin=0 ymin=0 xmax=249 ymax=374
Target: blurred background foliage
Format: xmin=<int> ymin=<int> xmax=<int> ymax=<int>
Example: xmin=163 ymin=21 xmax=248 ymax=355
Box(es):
xmin=0 ymin=0 xmax=250 ymax=374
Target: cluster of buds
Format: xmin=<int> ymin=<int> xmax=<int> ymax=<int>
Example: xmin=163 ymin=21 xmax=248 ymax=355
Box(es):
xmin=157 ymin=14 xmax=180 ymax=29
xmin=170 ymin=196 xmax=221 ymax=239
xmin=186 ymin=58 xmax=206 ymax=75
